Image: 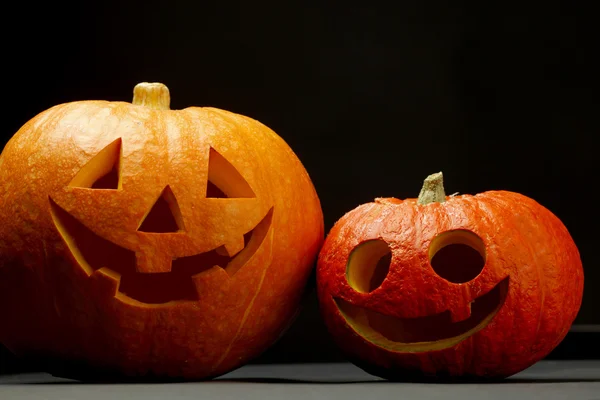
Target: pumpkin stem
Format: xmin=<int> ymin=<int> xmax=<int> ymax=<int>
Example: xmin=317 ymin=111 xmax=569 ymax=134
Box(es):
xmin=417 ymin=172 xmax=446 ymax=205
xmin=132 ymin=82 xmax=171 ymax=110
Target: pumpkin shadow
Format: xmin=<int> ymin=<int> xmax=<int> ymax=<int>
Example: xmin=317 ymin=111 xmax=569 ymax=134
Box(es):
xmin=14 ymin=357 xmax=213 ymax=384
xmin=502 ymin=377 xmax=600 ymax=384
xmin=362 ymin=376 xmax=600 ymax=384
xmin=348 ymin=359 xmax=600 ymax=384
xmin=212 ymin=378 xmax=600 ymax=385
xmin=14 ymin=356 xmax=600 ymax=385
xmin=213 ymin=377 xmax=381 ymax=384
xmin=28 ymin=376 xmax=600 ymax=385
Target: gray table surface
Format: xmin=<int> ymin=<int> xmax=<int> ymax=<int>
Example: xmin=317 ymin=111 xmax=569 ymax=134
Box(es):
xmin=1 ymin=360 xmax=599 ymax=400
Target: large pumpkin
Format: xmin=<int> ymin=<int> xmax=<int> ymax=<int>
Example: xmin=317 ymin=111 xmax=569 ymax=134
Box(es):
xmin=0 ymin=83 xmax=324 ymax=380
xmin=317 ymin=172 xmax=583 ymax=379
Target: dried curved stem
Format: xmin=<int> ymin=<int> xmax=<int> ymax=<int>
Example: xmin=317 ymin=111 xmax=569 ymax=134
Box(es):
xmin=417 ymin=172 xmax=446 ymax=205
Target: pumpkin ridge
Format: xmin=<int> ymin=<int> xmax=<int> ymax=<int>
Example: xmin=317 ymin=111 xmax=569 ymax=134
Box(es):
xmin=210 ymin=227 xmax=274 ymax=375
xmin=501 ymin=193 xmax=549 ymax=365
xmin=502 ymin=193 xmax=549 ymax=347
xmin=470 ymin=192 xmax=546 ymax=365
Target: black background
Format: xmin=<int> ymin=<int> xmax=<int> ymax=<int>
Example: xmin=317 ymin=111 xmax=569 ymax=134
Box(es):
xmin=1 ymin=1 xmax=598 ymax=371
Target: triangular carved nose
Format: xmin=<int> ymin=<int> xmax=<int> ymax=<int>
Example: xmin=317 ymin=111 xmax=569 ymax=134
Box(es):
xmin=138 ymin=185 xmax=185 ymax=233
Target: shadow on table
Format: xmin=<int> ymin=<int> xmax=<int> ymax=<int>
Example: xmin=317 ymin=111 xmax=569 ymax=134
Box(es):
xmin=15 ymin=375 xmax=598 ymax=385
xmin=214 ymin=376 xmax=600 ymax=384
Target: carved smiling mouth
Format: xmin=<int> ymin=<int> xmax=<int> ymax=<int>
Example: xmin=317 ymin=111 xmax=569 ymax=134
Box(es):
xmin=334 ymin=277 xmax=509 ymax=352
xmin=49 ymin=198 xmax=273 ymax=304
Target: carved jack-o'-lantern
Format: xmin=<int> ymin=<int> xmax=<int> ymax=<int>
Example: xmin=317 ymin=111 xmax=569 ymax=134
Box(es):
xmin=317 ymin=172 xmax=583 ymax=379
xmin=0 ymin=83 xmax=323 ymax=379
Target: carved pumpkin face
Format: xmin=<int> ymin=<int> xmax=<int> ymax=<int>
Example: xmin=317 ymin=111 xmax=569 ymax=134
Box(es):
xmin=317 ymin=173 xmax=583 ymax=379
xmin=0 ymin=83 xmax=324 ymax=380
xmin=334 ymin=230 xmax=509 ymax=352
xmin=48 ymin=138 xmax=274 ymax=305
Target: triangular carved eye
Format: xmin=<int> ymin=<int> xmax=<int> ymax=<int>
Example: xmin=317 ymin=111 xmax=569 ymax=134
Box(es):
xmin=138 ymin=185 xmax=185 ymax=233
xmin=69 ymin=138 xmax=121 ymax=189
xmin=206 ymin=147 xmax=255 ymax=198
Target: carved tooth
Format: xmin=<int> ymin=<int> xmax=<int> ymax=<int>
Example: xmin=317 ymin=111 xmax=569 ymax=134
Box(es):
xmin=90 ymin=267 xmax=120 ymax=297
xmin=135 ymin=251 xmax=173 ymax=273
xmin=450 ymin=302 xmax=472 ymax=323
xmin=216 ymin=235 xmax=245 ymax=257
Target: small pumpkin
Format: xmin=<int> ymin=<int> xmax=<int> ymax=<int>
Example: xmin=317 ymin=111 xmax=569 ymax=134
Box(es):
xmin=317 ymin=172 xmax=583 ymax=379
xmin=0 ymin=82 xmax=324 ymax=380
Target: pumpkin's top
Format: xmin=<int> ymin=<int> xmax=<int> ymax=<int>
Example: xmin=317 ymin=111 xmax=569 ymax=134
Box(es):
xmin=132 ymin=82 xmax=171 ymax=110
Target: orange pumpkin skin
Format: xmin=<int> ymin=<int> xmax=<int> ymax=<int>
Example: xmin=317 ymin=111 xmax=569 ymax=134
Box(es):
xmin=0 ymin=83 xmax=324 ymax=380
xmin=317 ymin=180 xmax=583 ymax=379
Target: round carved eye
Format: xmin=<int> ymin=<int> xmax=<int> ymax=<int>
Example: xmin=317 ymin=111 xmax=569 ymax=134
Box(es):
xmin=346 ymin=239 xmax=392 ymax=293
xmin=429 ymin=230 xmax=486 ymax=283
